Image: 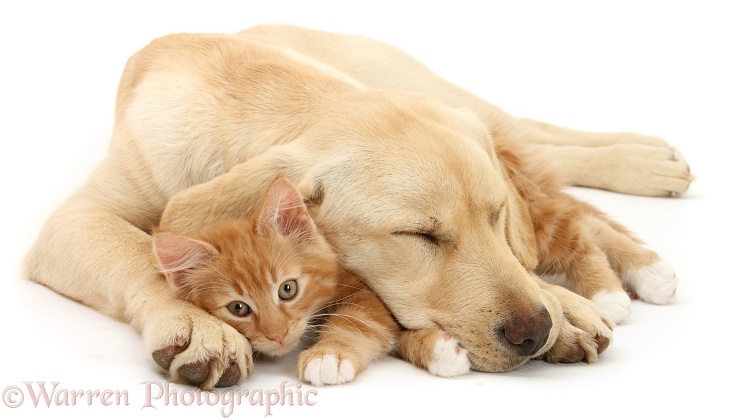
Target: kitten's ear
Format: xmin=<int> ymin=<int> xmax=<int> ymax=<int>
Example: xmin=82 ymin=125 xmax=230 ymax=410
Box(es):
xmin=258 ymin=175 xmax=314 ymax=240
xmin=151 ymin=231 xmax=219 ymax=292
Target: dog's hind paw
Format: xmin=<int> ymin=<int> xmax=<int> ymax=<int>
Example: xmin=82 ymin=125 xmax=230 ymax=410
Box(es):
xmin=595 ymin=144 xmax=694 ymax=196
xmin=624 ymin=260 xmax=678 ymax=304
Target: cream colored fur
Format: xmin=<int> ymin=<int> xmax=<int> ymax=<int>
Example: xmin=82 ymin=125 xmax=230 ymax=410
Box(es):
xmin=23 ymin=25 xmax=690 ymax=388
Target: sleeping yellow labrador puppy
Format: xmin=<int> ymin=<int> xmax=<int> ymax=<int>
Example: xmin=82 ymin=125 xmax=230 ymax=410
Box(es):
xmin=23 ymin=25 xmax=691 ymax=390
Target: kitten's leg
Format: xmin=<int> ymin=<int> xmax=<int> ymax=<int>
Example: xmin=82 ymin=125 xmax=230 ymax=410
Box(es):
xmin=534 ymin=193 xmax=633 ymax=323
xmin=540 ymin=241 xmax=631 ymax=324
xmin=396 ymin=329 xmax=470 ymax=377
xmin=24 ymin=163 xmax=252 ymax=390
xmin=539 ymin=204 xmax=678 ymax=324
xmin=297 ymin=278 xmax=399 ymax=386
xmin=582 ymin=215 xmax=679 ymax=305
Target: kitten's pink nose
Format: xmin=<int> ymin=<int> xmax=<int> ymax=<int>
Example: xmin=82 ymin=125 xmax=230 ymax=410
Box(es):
xmin=266 ymin=333 xmax=286 ymax=346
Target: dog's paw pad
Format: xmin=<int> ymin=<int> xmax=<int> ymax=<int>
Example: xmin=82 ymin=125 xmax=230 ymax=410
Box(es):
xmin=625 ymin=260 xmax=678 ymax=304
xmin=302 ymin=354 xmax=355 ymax=386
xmin=427 ymin=334 xmax=470 ymax=377
xmin=178 ymin=361 xmax=210 ymax=386
xmin=152 ymin=342 xmax=188 ymax=370
xmin=216 ymin=363 xmax=241 ymax=388
xmin=144 ymin=305 xmax=252 ymax=390
xmin=591 ymin=290 xmax=631 ymax=324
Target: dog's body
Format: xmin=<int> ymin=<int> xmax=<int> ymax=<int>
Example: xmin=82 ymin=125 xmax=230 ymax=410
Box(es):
xmin=23 ymin=25 xmax=691 ymax=389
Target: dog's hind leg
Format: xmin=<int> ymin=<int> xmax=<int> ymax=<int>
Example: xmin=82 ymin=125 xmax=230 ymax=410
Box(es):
xmin=243 ymin=26 xmax=693 ymax=196
xmin=517 ymin=118 xmax=670 ymax=147
xmin=530 ymin=143 xmax=692 ymax=196
xmin=516 ymin=119 xmax=693 ymax=196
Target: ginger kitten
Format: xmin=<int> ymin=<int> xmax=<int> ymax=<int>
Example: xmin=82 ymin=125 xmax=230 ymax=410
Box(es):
xmin=153 ymin=176 xmax=470 ymax=386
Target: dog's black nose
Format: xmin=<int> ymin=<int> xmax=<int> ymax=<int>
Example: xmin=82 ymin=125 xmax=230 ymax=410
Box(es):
xmin=498 ymin=306 xmax=552 ymax=357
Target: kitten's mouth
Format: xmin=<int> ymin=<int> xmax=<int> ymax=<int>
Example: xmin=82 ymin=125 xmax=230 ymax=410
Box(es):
xmin=256 ymin=338 xmax=300 ymax=357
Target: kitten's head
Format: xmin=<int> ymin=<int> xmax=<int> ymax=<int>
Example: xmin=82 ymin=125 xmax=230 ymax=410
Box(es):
xmin=153 ymin=175 xmax=340 ymax=357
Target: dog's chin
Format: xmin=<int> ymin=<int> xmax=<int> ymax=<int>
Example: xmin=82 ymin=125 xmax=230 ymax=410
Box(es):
xmin=467 ymin=351 xmax=530 ymax=373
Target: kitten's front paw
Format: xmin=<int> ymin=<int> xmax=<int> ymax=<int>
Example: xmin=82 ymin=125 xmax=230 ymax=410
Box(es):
xmin=298 ymin=351 xmax=356 ymax=386
xmin=624 ymin=260 xmax=678 ymax=304
xmin=397 ymin=328 xmax=471 ymax=377
xmin=591 ymin=290 xmax=631 ymax=324
xmin=144 ymin=300 xmax=253 ymax=390
xmin=428 ymin=333 xmax=471 ymax=377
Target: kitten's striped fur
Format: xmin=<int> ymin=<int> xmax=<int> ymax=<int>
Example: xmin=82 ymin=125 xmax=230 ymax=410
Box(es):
xmin=153 ymin=176 xmax=470 ymax=385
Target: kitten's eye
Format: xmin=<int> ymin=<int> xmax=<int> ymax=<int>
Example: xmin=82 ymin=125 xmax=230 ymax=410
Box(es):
xmin=227 ymin=301 xmax=251 ymax=317
xmin=278 ymin=279 xmax=298 ymax=301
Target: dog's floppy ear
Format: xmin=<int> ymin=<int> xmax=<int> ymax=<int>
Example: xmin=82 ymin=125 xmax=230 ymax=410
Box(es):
xmin=451 ymin=107 xmax=494 ymax=153
xmin=504 ymin=185 xmax=538 ymax=270
xmin=495 ymin=141 xmax=539 ymax=270
xmin=452 ymin=107 xmax=538 ymax=269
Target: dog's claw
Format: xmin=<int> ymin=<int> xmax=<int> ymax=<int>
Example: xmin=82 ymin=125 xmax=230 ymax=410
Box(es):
xmin=595 ymin=335 xmax=610 ymax=354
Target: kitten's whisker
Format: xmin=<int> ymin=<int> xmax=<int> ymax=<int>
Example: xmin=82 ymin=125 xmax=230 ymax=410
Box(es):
xmin=316 ymin=300 xmax=366 ymax=313
xmin=178 ymin=281 xmax=230 ymax=301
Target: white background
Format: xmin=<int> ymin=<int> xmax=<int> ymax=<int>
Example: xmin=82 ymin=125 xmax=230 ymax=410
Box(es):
xmin=1 ymin=1 xmax=729 ymax=419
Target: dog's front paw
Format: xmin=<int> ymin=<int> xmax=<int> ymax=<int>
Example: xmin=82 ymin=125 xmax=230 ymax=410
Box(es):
xmin=144 ymin=300 xmax=252 ymax=390
xmin=541 ymin=287 xmax=614 ymax=364
xmin=298 ymin=349 xmax=357 ymax=386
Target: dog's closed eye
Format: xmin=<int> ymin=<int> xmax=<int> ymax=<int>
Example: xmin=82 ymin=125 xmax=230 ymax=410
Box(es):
xmin=392 ymin=230 xmax=440 ymax=245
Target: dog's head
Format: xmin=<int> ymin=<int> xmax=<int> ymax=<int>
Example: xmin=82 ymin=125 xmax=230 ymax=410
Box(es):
xmin=301 ymin=90 xmax=561 ymax=372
